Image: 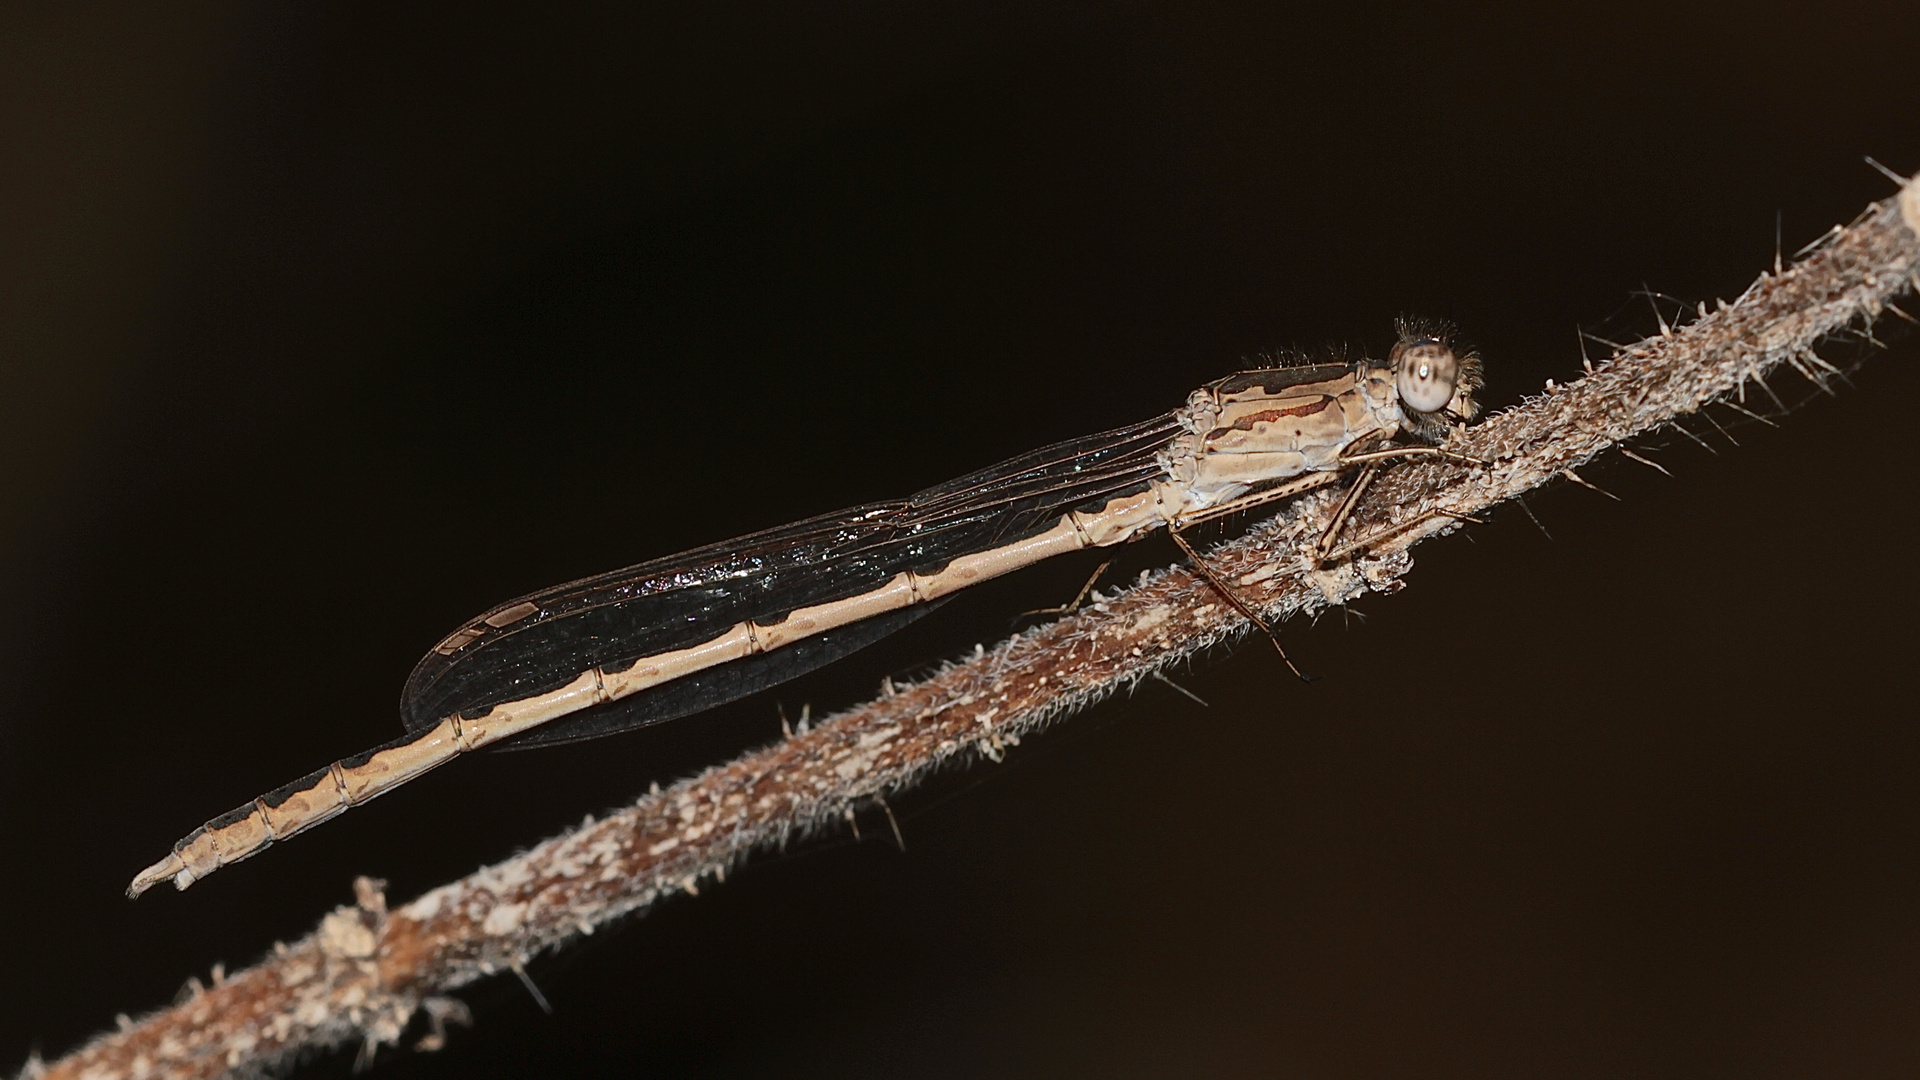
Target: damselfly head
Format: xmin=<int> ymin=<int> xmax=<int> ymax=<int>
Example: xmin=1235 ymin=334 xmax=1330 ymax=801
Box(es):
xmin=1392 ymin=337 xmax=1460 ymax=414
xmin=1390 ymin=318 xmax=1483 ymax=428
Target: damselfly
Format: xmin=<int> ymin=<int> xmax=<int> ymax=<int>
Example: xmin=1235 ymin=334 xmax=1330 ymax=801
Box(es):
xmin=128 ymin=320 xmax=1484 ymax=897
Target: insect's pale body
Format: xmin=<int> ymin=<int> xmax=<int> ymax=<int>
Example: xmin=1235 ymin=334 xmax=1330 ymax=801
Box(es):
xmin=130 ymin=326 xmax=1482 ymax=897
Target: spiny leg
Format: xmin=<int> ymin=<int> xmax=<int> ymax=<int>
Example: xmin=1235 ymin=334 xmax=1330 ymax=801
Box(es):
xmin=1318 ymin=507 xmax=1484 ymax=567
xmin=1336 ymin=444 xmax=1488 ymax=469
xmin=1313 ymin=460 xmax=1384 ymax=566
xmin=1166 ymin=470 xmax=1343 ymax=531
xmin=1019 ymin=558 xmax=1114 ymax=619
xmin=1168 ymin=526 xmax=1313 ymax=682
xmin=1314 ymin=444 xmax=1489 ymax=565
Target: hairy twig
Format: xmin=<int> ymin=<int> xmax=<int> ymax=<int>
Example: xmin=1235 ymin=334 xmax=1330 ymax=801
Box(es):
xmin=27 ymin=177 xmax=1920 ymax=1080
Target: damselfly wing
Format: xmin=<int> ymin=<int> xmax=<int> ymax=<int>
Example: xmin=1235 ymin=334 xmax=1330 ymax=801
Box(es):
xmin=402 ymin=412 xmax=1186 ymax=747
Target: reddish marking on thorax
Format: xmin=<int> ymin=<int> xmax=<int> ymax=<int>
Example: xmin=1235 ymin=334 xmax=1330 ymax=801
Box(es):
xmin=1207 ymin=395 xmax=1334 ymax=440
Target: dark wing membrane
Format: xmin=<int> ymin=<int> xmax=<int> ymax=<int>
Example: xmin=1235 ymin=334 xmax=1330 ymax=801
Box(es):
xmin=398 ymin=411 xmax=1183 ymax=737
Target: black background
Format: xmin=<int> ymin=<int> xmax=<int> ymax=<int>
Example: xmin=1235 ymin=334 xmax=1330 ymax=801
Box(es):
xmin=4 ymin=3 xmax=1918 ymax=1077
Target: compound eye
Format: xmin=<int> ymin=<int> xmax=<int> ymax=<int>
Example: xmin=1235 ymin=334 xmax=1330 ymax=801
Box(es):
xmin=1394 ymin=338 xmax=1459 ymax=414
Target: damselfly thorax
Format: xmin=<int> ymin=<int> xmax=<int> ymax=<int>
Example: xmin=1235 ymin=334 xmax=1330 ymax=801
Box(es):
xmin=129 ymin=321 xmax=1484 ymax=897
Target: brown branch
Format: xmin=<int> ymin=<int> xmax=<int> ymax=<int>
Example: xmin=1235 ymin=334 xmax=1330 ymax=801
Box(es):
xmin=28 ymin=177 xmax=1920 ymax=1080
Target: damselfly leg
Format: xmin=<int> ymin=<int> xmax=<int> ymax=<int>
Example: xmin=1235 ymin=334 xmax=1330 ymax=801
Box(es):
xmin=1316 ymin=506 xmax=1485 ymax=567
xmin=1164 ymin=439 xmax=1486 ymax=679
xmin=1167 ymin=526 xmax=1314 ymax=682
xmin=1312 ymin=445 xmax=1488 ymax=566
xmin=1019 ymin=558 xmax=1115 ymax=620
xmin=1168 ymin=470 xmax=1346 ymax=532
